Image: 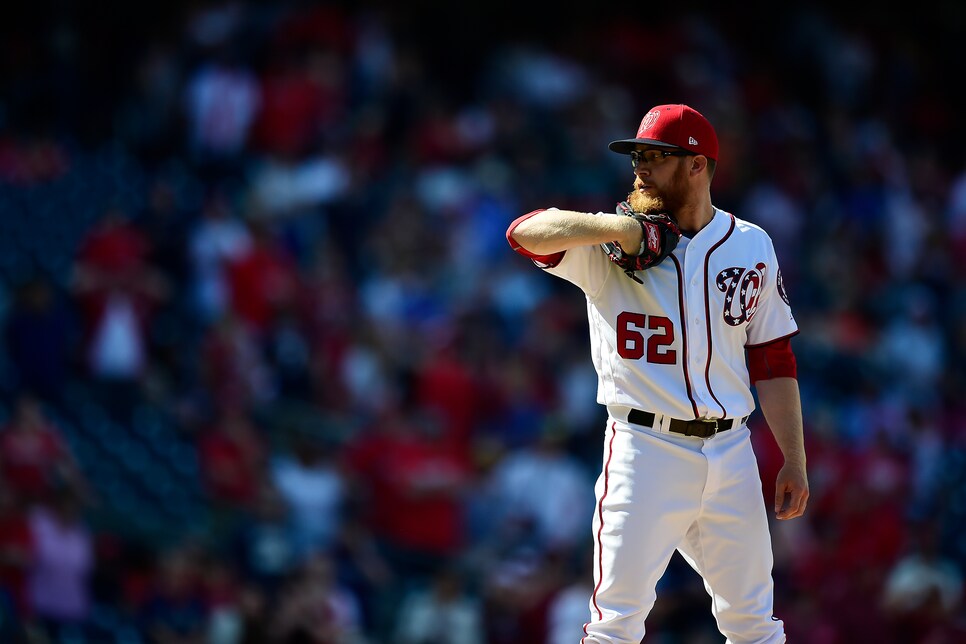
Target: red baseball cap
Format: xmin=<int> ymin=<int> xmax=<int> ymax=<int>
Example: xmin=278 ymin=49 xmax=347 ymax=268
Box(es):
xmin=608 ymin=104 xmax=719 ymax=161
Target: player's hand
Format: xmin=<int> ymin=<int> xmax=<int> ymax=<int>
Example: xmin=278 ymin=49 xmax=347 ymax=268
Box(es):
xmin=774 ymin=461 xmax=808 ymax=520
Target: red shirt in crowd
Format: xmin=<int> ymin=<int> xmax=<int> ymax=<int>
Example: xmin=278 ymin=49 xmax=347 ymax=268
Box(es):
xmin=226 ymin=237 xmax=300 ymax=335
xmin=198 ymin=413 xmax=266 ymax=508
xmin=345 ymin=415 xmax=469 ymax=555
xmin=0 ymin=502 xmax=33 ymax=616
xmin=0 ymin=423 xmax=66 ymax=501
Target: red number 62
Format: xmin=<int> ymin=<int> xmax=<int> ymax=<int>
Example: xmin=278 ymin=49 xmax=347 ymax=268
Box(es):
xmin=616 ymin=312 xmax=677 ymax=364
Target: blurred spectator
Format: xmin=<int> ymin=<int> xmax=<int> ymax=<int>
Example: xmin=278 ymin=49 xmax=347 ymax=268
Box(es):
xmin=414 ymin=342 xmax=487 ymax=455
xmin=225 ymin=219 xmax=301 ymax=337
xmin=270 ymin=553 xmax=366 ymax=644
xmin=486 ymin=353 xmax=558 ymax=448
xmin=344 ymin=401 xmax=471 ymax=580
xmin=250 ymin=47 xmax=346 ymax=159
xmin=902 ymin=408 xmax=946 ymax=520
xmin=882 ymin=521 xmax=965 ymax=642
xmin=481 ymin=419 xmax=594 ymax=553
xmin=0 ymin=133 xmax=70 ymax=185
xmin=70 ymin=209 xmax=171 ymax=417
xmin=0 ymin=392 xmax=88 ymax=505
xmin=116 ymin=43 xmax=185 ymax=162
xmin=188 ymin=189 xmax=253 ymax=323
xmin=874 ymin=287 xmax=946 ymax=404
xmin=140 ymin=176 xmax=193 ymax=287
xmin=394 ymin=565 xmax=483 ymax=644
xmin=198 ymin=404 xmax=268 ymax=516
xmin=830 ymin=433 xmax=909 ymax=577
xmin=337 ymin=326 xmax=395 ymax=417
xmin=327 ymin=517 xmax=395 ymax=639
xmin=264 ymin=303 xmax=314 ymax=400
xmin=183 ymin=49 xmax=261 ymax=173
xmin=740 ymin=179 xmax=805 ymax=268
xmin=234 ymin=584 xmax=272 ymax=644
xmin=3 ymin=276 xmax=76 ymax=403
xmin=231 ymin=480 xmax=297 ymax=596
xmin=200 ymin=312 xmax=275 ymax=411
xmin=247 ymin=151 xmax=352 ymax=218
xmin=546 ymin=549 xmax=595 ymax=644
xmin=26 ymin=488 xmax=95 ymax=642
xmin=202 ymin=555 xmax=245 ymax=644
xmin=270 ymin=433 xmax=346 ymax=561
xmin=296 ymin=240 xmax=357 ymax=410
xmin=138 ymin=546 xmax=208 ymax=644
xmin=480 ymin=547 xmax=565 ymax=644
xmin=0 ymin=485 xmax=33 ymax=618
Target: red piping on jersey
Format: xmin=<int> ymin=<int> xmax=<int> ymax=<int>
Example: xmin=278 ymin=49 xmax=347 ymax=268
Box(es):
xmin=669 ymin=254 xmax=700 ymax=417
xmin=745 ymin=329 xmax=800 ymax=349
xmin=702 ymin=213 xmax=736 ymax=418
xmin=583 ymin=422 xmax=617 ymax=642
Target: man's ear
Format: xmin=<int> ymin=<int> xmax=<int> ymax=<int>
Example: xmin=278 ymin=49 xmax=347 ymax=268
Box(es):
xmin=690 ymin=155 xmax=709 ymax=177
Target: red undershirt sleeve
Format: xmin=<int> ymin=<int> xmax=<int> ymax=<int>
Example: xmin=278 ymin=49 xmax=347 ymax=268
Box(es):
xmin=747 ymin=337 xmax=797 ymax=383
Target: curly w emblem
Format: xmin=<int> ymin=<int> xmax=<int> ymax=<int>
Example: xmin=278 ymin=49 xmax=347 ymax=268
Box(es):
xmin=716 ymin=263 xmax=766 ymax=326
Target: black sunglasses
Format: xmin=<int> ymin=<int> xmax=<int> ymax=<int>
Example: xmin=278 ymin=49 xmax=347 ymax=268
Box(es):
xmin=629 ymin=149 xmax=693 ymax=169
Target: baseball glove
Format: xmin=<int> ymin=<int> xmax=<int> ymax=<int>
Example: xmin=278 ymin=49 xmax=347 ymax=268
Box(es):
xmin=600 ymin=201 xmax=681 ymax=283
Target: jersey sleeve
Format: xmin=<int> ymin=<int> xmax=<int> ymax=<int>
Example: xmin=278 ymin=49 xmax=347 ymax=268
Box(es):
xmin=745 ymin=244 xmax=798 ymax=347
xmin=543 ymin=243 xmax=613 ymax=296
xmin=507 ymin=208 xmax=614 ymax=297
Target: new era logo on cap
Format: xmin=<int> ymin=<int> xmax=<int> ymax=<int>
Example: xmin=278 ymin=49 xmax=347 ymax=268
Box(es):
xmin=609 ymin=104 xmax=719 ymax=161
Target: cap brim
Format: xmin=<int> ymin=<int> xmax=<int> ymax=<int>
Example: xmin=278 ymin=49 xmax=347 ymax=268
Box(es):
xmin=608 ymin=138 xmax=683 ymax=154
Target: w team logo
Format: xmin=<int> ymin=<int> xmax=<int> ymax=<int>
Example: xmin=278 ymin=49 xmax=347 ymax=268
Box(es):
xmin=716 ymin=263 xmax=766 ymax=326
xmin=638 ymin=110 xmax=661 ymax=135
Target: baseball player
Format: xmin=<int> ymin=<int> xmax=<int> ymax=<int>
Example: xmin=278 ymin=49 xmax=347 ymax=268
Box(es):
xmin=505 ymin=104 xmax=808 ymax=643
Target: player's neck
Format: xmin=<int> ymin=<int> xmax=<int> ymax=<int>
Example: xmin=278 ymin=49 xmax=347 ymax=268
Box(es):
xmin=674 ymin=199 xmax=715 ymax=237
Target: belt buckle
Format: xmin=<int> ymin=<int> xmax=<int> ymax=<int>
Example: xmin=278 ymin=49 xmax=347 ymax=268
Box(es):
xmin=693 ymin=418 xmax=718 ymax=439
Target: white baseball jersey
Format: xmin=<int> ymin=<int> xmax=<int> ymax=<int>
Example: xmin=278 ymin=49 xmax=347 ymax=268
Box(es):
xmin=540 ymin=206 xmax=797 ymax=421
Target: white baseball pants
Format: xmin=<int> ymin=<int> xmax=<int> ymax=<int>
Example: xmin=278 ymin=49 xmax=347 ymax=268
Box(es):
xmin=580 ymin=419 xmax=785 ymax=644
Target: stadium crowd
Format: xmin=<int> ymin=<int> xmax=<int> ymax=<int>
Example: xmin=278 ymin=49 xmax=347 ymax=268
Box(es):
xmin=1 ymin=1 xmax=966 ymax=642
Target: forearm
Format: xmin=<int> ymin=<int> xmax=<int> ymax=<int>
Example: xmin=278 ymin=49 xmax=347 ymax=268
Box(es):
xmin=510 ymin=209 xmax=642 ymax=256
xmin=755 ymin=377 xmax=805 ymax=466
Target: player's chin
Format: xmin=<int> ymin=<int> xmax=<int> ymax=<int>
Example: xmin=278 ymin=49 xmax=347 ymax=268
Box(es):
xmin=627 ymin=190 xmax=663 ymax=213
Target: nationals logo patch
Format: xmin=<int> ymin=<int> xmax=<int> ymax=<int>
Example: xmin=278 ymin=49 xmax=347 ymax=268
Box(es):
xmin=716 ymin=263 xmax=766 ymax=326
xmin=777 ymin=268 xmax=790 ymax=306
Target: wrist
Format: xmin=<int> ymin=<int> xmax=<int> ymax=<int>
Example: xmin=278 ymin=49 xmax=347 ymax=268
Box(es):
xmin=783 ymin=451 xmax=806 ymax=468
xmin=618 ymin=215 xmax=645 ymax=255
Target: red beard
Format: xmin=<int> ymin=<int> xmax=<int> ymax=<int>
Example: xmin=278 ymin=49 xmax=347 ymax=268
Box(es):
xmin=627 ymin=188 xmax=665 ymax=214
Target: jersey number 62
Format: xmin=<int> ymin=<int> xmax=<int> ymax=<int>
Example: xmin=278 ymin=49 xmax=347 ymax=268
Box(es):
xmin=616 ymin=312 xmax=676 ymax=364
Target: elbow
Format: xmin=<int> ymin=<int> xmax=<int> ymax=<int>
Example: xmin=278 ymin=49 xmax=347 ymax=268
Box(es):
xmin=507 ymin=210 xmax=566 ymax=266
xmin=506 ymin=209 xmax=549 ymax=254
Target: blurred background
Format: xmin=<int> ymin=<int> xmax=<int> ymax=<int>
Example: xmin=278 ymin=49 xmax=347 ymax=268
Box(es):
xmin=1 ymin=1 xmax=965 ymax=642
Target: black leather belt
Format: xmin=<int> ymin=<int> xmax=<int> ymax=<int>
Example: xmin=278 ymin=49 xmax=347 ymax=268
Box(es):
xmin=627 ymin=409 xmax=749 ymax=439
